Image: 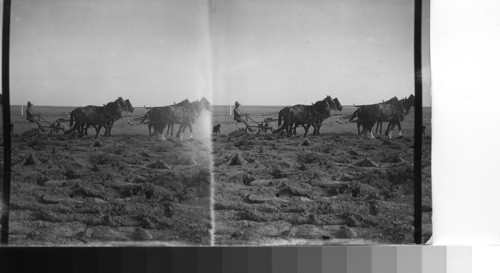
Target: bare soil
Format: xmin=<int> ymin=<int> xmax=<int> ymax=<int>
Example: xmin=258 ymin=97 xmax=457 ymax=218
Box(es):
xmin=5 ymin=132 xmax=212 ymax=246
xmin=213 ymin=130 xmax=432 ymax=245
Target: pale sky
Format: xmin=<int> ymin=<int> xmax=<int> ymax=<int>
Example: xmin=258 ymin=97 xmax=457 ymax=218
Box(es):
xmin=211 ymin=0 xmax=431 ymax=106
xmin=3 ymin=0 xmax=430 ymax=106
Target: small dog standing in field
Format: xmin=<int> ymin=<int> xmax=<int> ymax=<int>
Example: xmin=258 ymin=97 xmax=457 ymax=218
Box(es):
xmin=213 ymin=124 xmax=221 ymax=135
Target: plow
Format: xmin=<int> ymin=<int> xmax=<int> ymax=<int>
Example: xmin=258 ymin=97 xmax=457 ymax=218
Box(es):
xmin=241 ymin=113 xmax=276 ymax=133
xmin=27 ymin=112 xmax=70 ymax=135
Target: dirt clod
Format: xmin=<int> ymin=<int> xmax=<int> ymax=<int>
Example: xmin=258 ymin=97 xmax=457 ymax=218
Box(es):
xmin=22 ymin=153 xmax=40 ymax=166
xmin=299 ymin=139 xmax=311 ymax=146
xmin=337 ymin=225 xmax=357 ymax=238
xmin=227 ymin=153 xmax=248 ymax=166
xmin=91 ymin=140 xmax=103 ymax=147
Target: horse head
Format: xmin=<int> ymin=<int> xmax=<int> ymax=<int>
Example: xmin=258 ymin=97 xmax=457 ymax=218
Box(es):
xmin=407 ymin=94 xmax=415 ymax=107
xmin=325 ymin=95 xmax=336 ymax=110
xmin=333 ymin=97 xmax=343 ymax=111
xmin=115 ymin=97 xmax=127 ymax=111
xmin=200 ymin=97 xmax=211 ymax=111
xmin=408 ymin=94 xmax=415 ymax=102
xmin=314 ymin=97 xmax=331 ymax=114
xmin=402 ymin=96 xmax=413 ymax=114
xmin=104 ymin=99 xmax=122 ymax=115
xmin=125 ymin=99 xmax=134 ymax=113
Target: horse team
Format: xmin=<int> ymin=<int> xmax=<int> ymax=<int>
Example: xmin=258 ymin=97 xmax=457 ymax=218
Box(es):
xmin=349 ymin=94 xmax=415 ymax=138
xmin=141 ymin=97 xmax=211 ymax=140
xmin=272 ymin=94 xmax=414 ymax=139
xmin=273 ymin=96 xmax=343 ymax=137
xmin=63 ymin=93 xmax=414 ymax=140
xmin=64 ymin=96 xmax=211 ymax=140
xmin=65 ymin=97 xmax=134 ymax=138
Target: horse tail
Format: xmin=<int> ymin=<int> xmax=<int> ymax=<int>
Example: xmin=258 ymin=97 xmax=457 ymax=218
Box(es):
xmin=141 ymin=111 xmax=149 ymax=123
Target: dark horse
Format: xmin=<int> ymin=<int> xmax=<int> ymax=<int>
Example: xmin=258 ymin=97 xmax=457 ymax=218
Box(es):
xmin=353 ymin=103 xmax=406 ymax=138
xmin=144 ymin=97 xmax=211 ymax=140
xmin=65 ymin=97 xmax=125 ymax=138
xmin=375 ymin=95 xmax=414 ymax=135
xmin=103 ymin=98 xmax=134 ymax=136
xmin=141 ymin=99 xmax=191 ymax=138
xmin=350 ymin=95 xmax=414 ymax=136
xmin=384 ymin=95 xmax=414 ymax=136
xmin=296 ymin=96 xmax=343 ymax=135
xmin=273 ymin=96 xmax=332 ymax=137
xmin=141 ymin=108 xmax=156 ymax=136
xmin=167 ymin=97 xmax=211 ymax=139
xmin=81 ymin=97 xmax=129 ymax=137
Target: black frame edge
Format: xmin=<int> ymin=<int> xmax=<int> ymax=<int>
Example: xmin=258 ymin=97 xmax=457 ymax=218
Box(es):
xmin=1 ymin=0 xmax=12 ymax=245
xmin=413 ymin=0 xmax=423 ymax=244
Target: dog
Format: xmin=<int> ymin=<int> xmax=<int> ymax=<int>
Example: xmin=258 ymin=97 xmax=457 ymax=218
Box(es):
xmin=212 ymin=123 xmax=221 ymax=135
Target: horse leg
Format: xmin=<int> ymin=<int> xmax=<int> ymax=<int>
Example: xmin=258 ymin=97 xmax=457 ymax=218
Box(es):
xmin=313 ymin=120 xmax=320 ymax=135
xmin=397 ymin=121 xmax=402 ymax=136
xmin=187 ymin=123 xmax=193 ymax=139
xmin=164 ymin=123 xmax=169 ymax=137
xmin=303 ymin=124 xmax=310 ymax=138
xmin=385 ymin=121 xmax=392 ymax=137
xmin=311 ymin=122 xmax=316 ymax=135
xmin=102 ymin=123 xmax=108 ymax=137
xmin=364 ymin=121 xmax=375 ymax=139
xmin=158 ymin=128 xmax=166 ymax=141
xmin=103 ymin=123 xmax=108 ymax=136
xmin=95 ymin=125 xmax=102 ymax=139
xmin=176 ymin=123 xmax=183 ymax=139
xmin=178 ymin=124 xmax=187 ymax=138
xmin=386 ymin=121 xmax=393 ymax=138
xmin=107 ymin=122 xmax=113 ymax=136
xmin=82 ymin=124 xmax=90 ymax=138
xmin=170 ymin=124 xmax=175 ymax=137
xmin=106 ymin=123 xmax=112 ymax=137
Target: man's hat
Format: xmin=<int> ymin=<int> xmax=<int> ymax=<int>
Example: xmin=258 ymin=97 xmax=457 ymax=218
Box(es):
xmin=27 ymin=101 xmax=33 ymax=106
xmin=235 ymin=101 xmax=240 ymax=106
